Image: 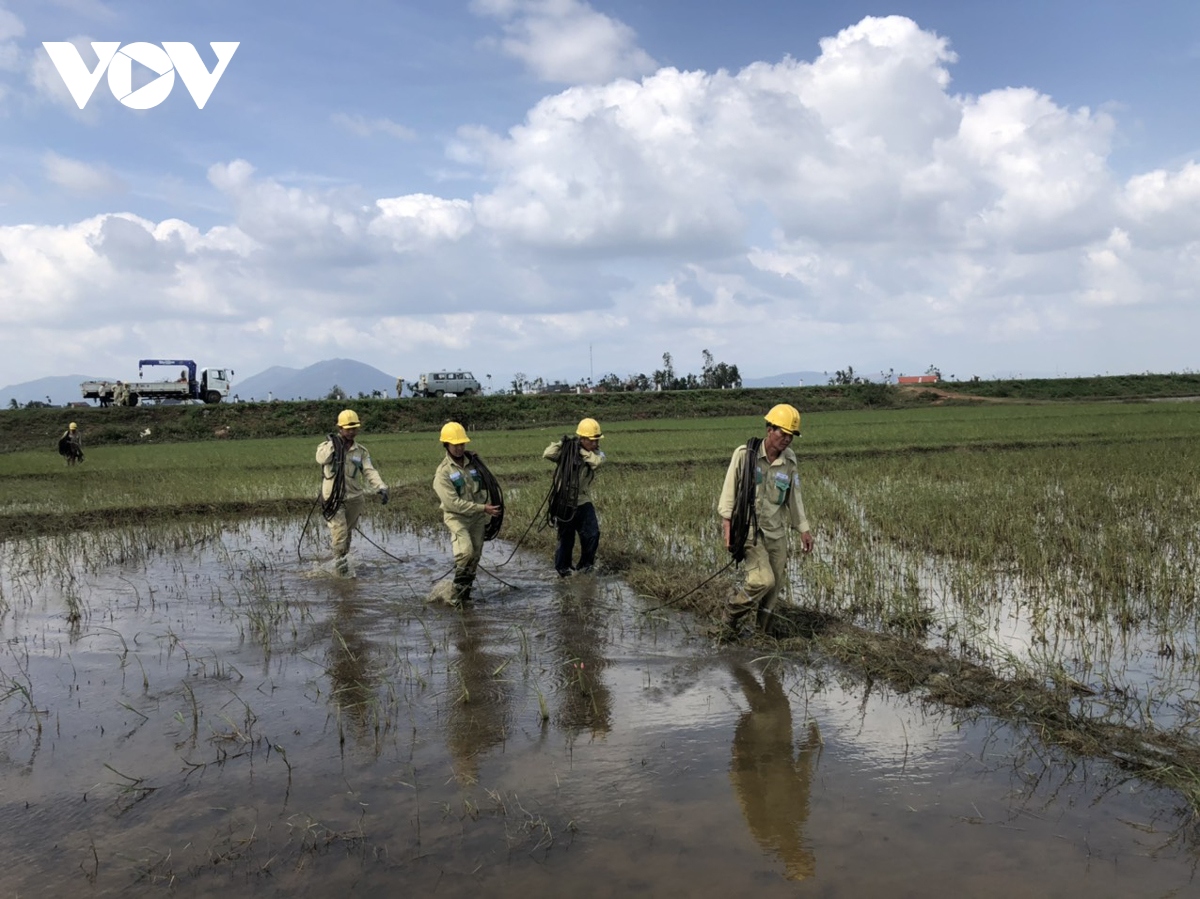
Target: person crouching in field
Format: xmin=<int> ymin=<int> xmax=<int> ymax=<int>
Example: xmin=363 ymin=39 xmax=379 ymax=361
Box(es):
xmin=433 ymin=422 xmax=502 ymax=605
xmin=718 ymin=404 xmax=814 ymax=638
xmin=58 ymin=422 xmax=84 ymax=466
xmin=316 ymin=409 xmax=389 ymax=575
xmin=543 ymin=418 xmax=605 ymax=577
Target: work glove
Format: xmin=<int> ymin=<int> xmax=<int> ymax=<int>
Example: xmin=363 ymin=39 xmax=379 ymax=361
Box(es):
xmin=379 ymin=487 xmax=390 ymax=505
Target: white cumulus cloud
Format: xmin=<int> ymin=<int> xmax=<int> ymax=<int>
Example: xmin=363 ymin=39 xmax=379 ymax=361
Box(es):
xmin=4 ymin=15 xmax=1200 ymax=388
xmin=472 ymin=0 xmax=657 ymax=83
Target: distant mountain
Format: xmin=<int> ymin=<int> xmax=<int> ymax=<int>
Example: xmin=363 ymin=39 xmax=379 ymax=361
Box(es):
xmin=0 ymin=374 xmax=115 ymax=408
xmin=235 ymin=358 xmax=400 ymax=401
xmin=741 ymin=371 xmax=832 ymax=388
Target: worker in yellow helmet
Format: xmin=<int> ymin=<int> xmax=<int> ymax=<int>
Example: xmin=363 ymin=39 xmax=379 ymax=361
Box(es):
xmin=316 ymin=409 xmax=389 ymax=575
xmin=717 ymin=404 xmax=813 ymax=638
xmin=543 ymin=417 xmax=606 ymax=577
xmin=433 ymin=422 xmax=501 ymax=604
xmin=58 ymin=421 xmax=84 ymax=466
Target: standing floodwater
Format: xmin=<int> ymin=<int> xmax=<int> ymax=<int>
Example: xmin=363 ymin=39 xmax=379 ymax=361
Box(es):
xmin=0 ymin=519 xmax=1196 ymax=896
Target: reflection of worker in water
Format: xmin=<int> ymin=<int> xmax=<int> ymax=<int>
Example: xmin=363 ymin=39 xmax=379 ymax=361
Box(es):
xmin=552 ymin=574 xmax=612 ymax=735
xmin=325 ymin=588 xmax=377 ymax=740
xmin=730 ymin=664 xmax=820 ymax=882
xmin=58 ymin=422 xmax=84 ymax=466
xmin=445 ymin=612 xmax=511 ymax=783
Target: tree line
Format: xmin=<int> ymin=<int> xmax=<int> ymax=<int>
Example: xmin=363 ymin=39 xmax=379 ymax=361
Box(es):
xmin=511 ymin=350 xmax=742 ymax=395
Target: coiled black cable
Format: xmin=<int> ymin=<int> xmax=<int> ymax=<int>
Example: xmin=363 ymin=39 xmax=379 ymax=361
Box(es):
xmin=545 ymin=435 xmax=583 ymax=527
xmin=320 ymin=433 xmax=348 ymax=521
xmin=727 ymin=437 xmax=761 ymax=564
xmin=466 ymin=451 xmax=505 ymax=540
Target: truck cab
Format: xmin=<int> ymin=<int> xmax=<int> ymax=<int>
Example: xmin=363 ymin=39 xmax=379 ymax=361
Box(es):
xmin=198 ymin=368 xmax=232 ymax=404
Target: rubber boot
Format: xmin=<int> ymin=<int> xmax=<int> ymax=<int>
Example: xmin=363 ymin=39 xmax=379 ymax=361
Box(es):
xmin=452 ymin=569 xmax=473 ymax=606
xmin=717 ymin=592 xmax=755 ymax=642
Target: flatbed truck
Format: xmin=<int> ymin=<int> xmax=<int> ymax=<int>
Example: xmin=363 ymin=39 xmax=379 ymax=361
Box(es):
xmin=81 ymin=359 xmax=233 ymax=406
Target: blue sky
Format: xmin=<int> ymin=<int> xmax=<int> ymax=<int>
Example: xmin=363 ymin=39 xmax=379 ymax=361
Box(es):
xmin=2 ymin=0 xmax=1200 ymax=390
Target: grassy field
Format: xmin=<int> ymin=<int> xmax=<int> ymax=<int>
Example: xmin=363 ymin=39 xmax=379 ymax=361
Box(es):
xmin=944 ymin=371 xmax=1200 ymax=400
xmin=5 ymin=400 xmax=1199 ymax=637
xmin=4 ymin=399 xmax=1200 ymax=804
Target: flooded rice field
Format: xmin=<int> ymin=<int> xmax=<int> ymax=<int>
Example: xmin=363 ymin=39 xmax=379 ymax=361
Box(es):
xmin=1 ymin=520 xmax=1198 ymax=897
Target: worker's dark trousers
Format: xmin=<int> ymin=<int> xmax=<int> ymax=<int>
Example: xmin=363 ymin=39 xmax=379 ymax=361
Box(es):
xmin=555 ymin=502 xmax=600 ymax=575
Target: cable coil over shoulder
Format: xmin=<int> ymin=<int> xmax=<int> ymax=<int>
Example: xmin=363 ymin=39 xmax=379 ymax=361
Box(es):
xmin=466 ymin=451 xmax=505 ymax=540
xmin=727 ymin=437 xmax=761 ymax=564
xmin=321 ymin=433 xmax=348 ymax=521
xmin=546 ymin=435 xmax=583 ymax=527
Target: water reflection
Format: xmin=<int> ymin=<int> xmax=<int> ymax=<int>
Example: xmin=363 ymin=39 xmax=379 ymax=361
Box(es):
xmin=552 ymin=575 xmax=613 ymax=736
xmin=729 ymin=663 xmax=821 ymax=882
xmin=446 ymin=610 xmax=513 ymax=782
xmin=325 ymin=581 xmax=379 ymax=745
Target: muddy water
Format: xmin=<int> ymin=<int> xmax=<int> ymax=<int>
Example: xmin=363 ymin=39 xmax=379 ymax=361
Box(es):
xmin=0 ymin=521 xmax=1196 ymax=897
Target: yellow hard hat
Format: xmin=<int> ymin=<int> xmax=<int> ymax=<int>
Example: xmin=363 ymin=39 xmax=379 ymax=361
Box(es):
xmin=576 ymin=417 xmax=603 ymax=439
xmin=439 ymin=421 xmax=469 ymax=445
xmin=69 ymin=422 xmax=77 ymax=430
xmin=337 ymin=409 xmax=362 ymax=429
xmin=764 ymin=404 xmax=800 ymax=436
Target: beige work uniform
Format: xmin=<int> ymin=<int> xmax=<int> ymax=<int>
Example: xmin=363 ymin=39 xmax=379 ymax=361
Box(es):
xmin=433 ymin=454 xmax=490 ymax=601
xmin=718 ymin=440 xmax=810 ymax=628
xmin=316 ymin=436 xmax=387 ymax=561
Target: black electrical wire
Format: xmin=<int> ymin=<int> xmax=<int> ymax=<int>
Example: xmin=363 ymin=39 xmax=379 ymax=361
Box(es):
xmin=320 ymin=433 xmax=348 ymax=522
xmin=296 ymin=488 xmax=323 ymax=562
xmin=466 ymin=450 xmax=505 ymax=540
xmin=493 ymin=490 xmax=550 ymax=567
xmin=727 ymin=436 xmax=761 ymax=564
xmin=545 ymin=435 xmax=584 ymax=528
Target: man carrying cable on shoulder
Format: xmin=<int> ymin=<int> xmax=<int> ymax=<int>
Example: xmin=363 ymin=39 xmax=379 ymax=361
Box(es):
xmin=718 ymin=404 xmax=814 ymax=639
xmin=58 ymin=421 xmax=84 ymax=466
xmin=316 ymin=409 xmax=389 ymax=575
xmin=543 ymin=418 xmax=605 ymax=577
xmin=433 ymin=422 xmax=502 ymax=605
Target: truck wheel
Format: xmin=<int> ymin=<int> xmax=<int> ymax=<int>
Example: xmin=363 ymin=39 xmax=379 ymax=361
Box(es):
xmin=434 ymin=390 xmax=444 ymax=398
xmin=206 ymin=391 xmax=222 ymax=404
xmin=126 ymin=393 xmax=139 ymax=407
xmin=460 ymin=388 xmax=473 ymax=397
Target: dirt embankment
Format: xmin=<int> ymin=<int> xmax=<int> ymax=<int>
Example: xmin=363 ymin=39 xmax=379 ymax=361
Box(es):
xmin=895 ymin=386 xmax=1010 ymax=404
xmin=2 ymin=387 xmax=937 ymax=453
